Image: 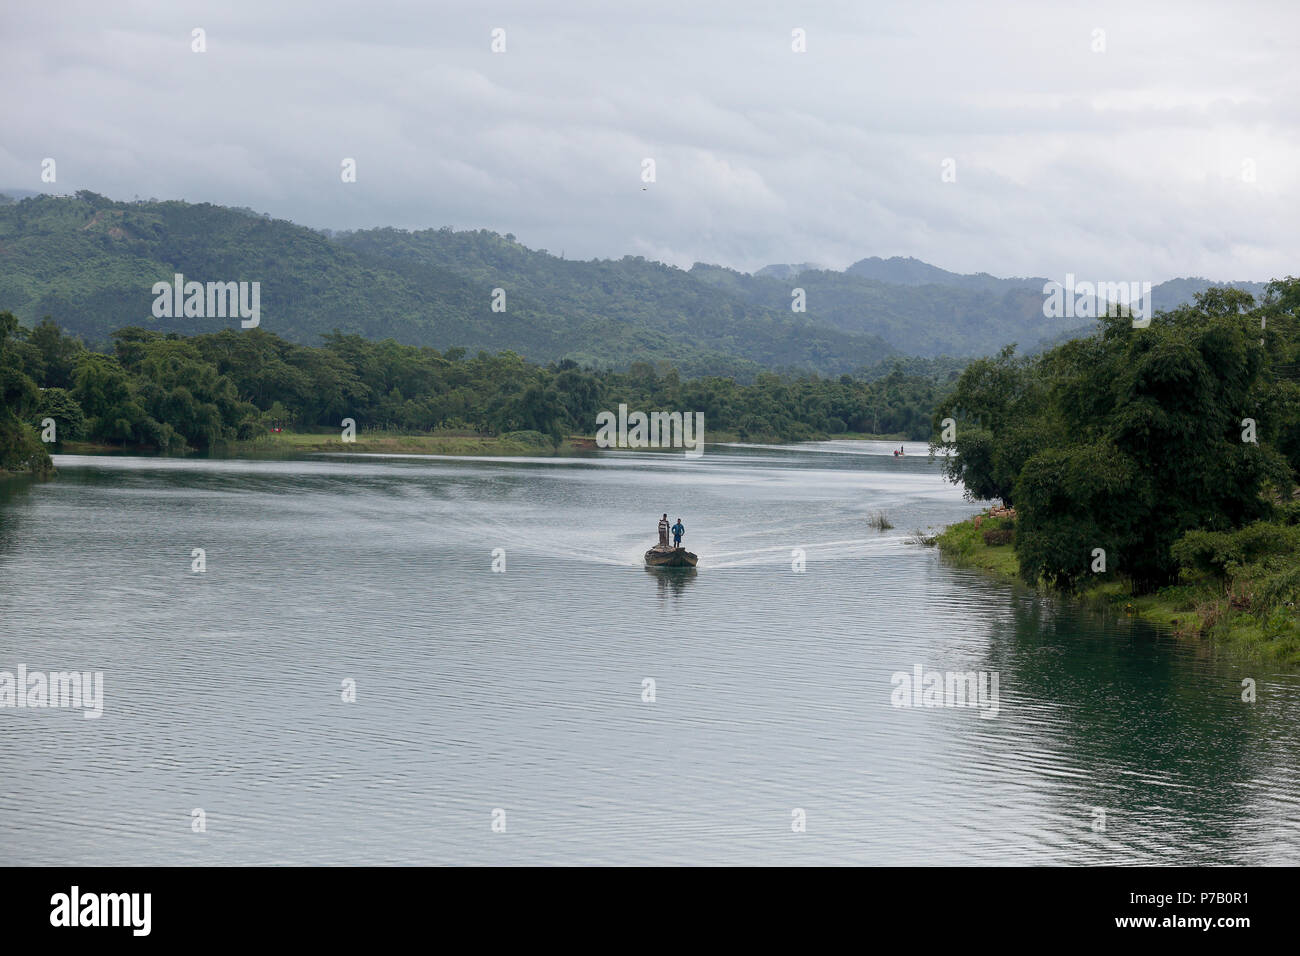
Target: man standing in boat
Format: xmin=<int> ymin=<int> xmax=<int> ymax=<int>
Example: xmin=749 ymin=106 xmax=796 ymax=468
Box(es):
xmin=658 ymin=513 xmax=670 ymax=548
xmin=671 ymin=518 xmax=685 ymax=549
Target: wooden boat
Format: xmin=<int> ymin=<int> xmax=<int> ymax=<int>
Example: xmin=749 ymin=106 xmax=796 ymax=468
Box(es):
xmin=645 ymin=544 xmax=698 ymax=568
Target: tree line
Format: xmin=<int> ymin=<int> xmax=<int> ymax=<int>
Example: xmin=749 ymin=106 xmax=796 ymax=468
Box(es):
xmin=934 ymin=279 xmax=1300 ymax=608
xmin=0 ymin=315 xmax=953 ymax=474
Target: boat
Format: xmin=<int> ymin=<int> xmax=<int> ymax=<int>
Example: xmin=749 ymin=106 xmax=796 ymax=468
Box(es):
xmin=644 ymin=544 xmax=698 ymax=568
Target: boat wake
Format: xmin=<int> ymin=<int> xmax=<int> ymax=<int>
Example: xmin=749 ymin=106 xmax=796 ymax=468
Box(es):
xmin=705 ymin=535 xmax=911 ymax=568
xmin=451 ymin=509 xmax=649 ymax=567
xmin=445 ymin=501 xmax=916 ymax=570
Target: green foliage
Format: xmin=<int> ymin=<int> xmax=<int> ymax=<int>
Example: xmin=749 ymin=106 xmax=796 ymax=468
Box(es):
xmin=935 ymin=282 xmax=1300 ymax=594
xmin=1 ymin=321 xmax=953 ymax=454
xmin=32 ymin=388 xmax=87 ymax=442
xmin=117 ymin=333 xmax=255 ymax=449
xmin=499 ymin=430 xmax=557 ymax=450
xmin=72 ymin=352 xmax=157 ymax=446
xmin=26 ymin=317 xmax=83 ymax=388
xmin=0 ymin=193 xmax=900 ymax=378
xmin=934 ymin=517 xmax=1020 ymax=579
xmin=0 ymin=311 xmax=53 ymax=475
xmin=691 ymin=263 xmax=1080 ymax=357
xmin=0 ymin=193 xmax=1269 ymax=376
xmin=932 ymin=346 xmax=1043 ymax=505
xmin=1172 ymin=522 xmax=1300 ymax=578
xmin=1013 ymin=443 xmax=1135 ymax=590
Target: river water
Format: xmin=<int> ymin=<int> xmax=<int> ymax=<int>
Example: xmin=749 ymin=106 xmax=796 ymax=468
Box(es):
xmin=1 ymin=442 xmax=1297 ymax=864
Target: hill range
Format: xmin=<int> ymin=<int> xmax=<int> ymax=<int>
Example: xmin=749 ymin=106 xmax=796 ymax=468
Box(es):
xmin=0 ymin=191 xmax=1270 ymax=378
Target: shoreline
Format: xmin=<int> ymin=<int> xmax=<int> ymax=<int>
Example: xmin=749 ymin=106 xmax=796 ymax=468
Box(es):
xmin=52 ymin=429 xmax=918 ymax=461
xmin=934 ymin=513 xmax=1300 ymax=667
xmin=55 ymin=432 xmax=583 ymax=459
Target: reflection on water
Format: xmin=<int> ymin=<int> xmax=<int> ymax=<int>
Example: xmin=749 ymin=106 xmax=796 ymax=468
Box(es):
xmin=0 ymin=444 xmax=1296 ymax=865
xmin=0 ymin=477 xmax=36 ymax=561
xmin=644 ymin=565 xmax=698 ymax=598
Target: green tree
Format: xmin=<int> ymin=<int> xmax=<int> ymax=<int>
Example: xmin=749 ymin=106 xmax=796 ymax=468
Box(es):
xmin=931 ymin=345 xmax=1043 ymax=506
xmin=72 ymin=352 xmax=155 ymax=446
xmin=0 ymin=311 xmax=54 ymax=476
xmin=33 ymin=387 xmax=88 ymax=442
xmin=27 ymin=317 xmax=85 ymax=389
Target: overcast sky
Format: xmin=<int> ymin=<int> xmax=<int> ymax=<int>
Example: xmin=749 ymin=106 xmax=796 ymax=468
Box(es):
xmin=2 ymin=0 xmax=1296 ymax=281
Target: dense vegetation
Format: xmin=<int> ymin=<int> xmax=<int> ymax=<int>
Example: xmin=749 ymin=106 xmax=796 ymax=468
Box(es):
xmin=0 ymin=192 xmax=898 ymax=378
xmin=691 ymin=262 xmax=1081 ymax=356
xmin=0 ymin=312 xmax=54 ymax=476
xmin=1 ymin=192 xmax=1263 ymax=378
xmin=0 ymin=315 xmax=953 ymax=467
xmin=691 ymin=261 xmax=1266 ymax=357
xmin=933 ymin=279 xmax=1300 ymax=659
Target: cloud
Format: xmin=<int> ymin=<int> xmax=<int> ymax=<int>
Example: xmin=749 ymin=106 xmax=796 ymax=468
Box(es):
xmin=1 ymin=0 xmax=1295 ymax=281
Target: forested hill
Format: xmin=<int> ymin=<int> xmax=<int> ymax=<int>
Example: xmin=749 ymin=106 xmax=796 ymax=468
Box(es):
xmin=841 ymin=255 xmax=1267 ymax=305
xmin=0 ymin=191 xmax=1269 ymax=374
xmin=692 ymin=260 xmax=1270 ymax=356
xmin=0 ymin=192 xmax=892 ymax=378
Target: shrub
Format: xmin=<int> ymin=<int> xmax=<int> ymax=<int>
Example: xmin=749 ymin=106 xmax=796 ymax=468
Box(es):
xmin=32 ymin=388 xmax=87 ymax=442
xmin=1172 ymin=522 xmax=1300 ymax=578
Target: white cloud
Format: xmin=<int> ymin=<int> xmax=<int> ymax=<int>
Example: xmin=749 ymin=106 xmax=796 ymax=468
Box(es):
xmin=0 ymin=0 xmax=1295 ymax=281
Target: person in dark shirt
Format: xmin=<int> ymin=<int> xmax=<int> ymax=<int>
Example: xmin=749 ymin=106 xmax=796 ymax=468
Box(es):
xmin=671 ymin=519 xmax=684 ymax=548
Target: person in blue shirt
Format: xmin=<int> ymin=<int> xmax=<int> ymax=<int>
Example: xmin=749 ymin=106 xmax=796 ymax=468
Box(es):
xmin=671 ymin=518 xmax=685 ymax=548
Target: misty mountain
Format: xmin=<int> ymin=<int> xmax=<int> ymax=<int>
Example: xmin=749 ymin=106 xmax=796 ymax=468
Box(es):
xmin=733 ymin=258 xmax=1271 ymax=355
xmin=0 ymin=191 xmax=1277 ymax=374
xmin=0 ymin=192 xmax=895 ymax=378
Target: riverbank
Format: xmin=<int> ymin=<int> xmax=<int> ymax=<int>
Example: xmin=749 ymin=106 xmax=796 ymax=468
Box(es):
xmin=60 ymin=429 xmax=916 ymax=460
xmin=935 ymin=513 xmax=1300 ymax=667
xmin=226 ymin=429 xmax=582 ymax=457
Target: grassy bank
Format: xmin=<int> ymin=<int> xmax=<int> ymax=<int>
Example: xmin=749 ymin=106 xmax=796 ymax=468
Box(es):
xmin=933 ymin=516 xmax=1021 ymax=581
xmin=94 ymin=429 xmax=913 ymax=459
xmin=50 ymin=430 xmax=580 ymax=458
xmin=228 ymin=429 xmax=580 ymax=457
xmin=49 ymin=429 xmax=915 ymax=465
xmin=935 ymin=513 xmax=1300 ymax=667
xmin=56 ymin=440 xmax=122 ymax=454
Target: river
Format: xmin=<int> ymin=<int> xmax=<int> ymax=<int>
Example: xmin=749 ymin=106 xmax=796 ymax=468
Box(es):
xmin=1 ymin=441 xmax=1297 ymax=864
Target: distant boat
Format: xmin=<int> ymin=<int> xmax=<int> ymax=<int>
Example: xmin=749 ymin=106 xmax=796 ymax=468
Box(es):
xmin=645 ymin=544 xmax=698 ymax=568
